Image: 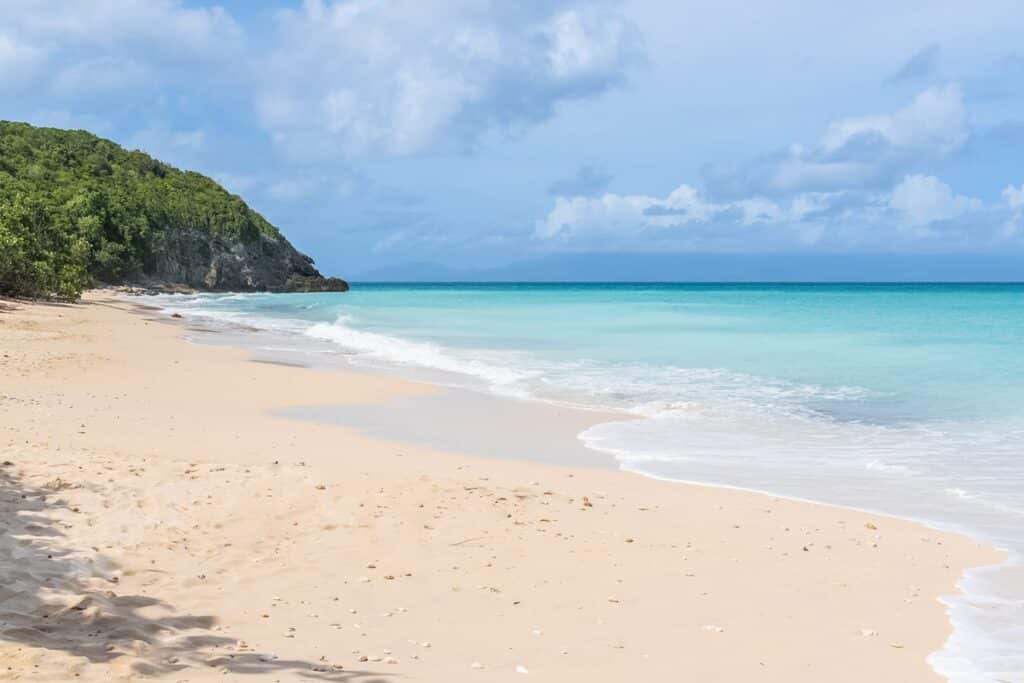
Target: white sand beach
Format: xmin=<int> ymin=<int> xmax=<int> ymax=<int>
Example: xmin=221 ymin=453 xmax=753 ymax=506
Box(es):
xmin=0 ymin=294 xmax=1001 ymax=681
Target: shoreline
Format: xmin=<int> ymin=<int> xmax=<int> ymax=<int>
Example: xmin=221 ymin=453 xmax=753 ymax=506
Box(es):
xmin=152 ymin=292 xmax=1016 ymax=595
xmin=0 ymin=293 xmax=1003 ymax=681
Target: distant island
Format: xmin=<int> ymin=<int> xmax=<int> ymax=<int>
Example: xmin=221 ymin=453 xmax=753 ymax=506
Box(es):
xmin=0 ymin=121 xmax=347 ymax=299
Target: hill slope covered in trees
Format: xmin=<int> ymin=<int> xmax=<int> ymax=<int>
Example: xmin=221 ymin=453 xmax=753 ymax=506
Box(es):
xmin=0 ymin=121 xmax=346 ymax=298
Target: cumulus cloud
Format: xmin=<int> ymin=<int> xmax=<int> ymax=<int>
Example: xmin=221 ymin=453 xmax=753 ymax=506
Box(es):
xmin=703 ymin=85 xmax=968 ymax=199
xmin=888 ymin=174 xmax=981 ymax=227
xmin=257 ymin=0 xmax=641 ymax=158
xmin=1003 ymin=184 xmax=1024 ymax=237
xmin=4 ymin=0 xmax=242 ymax=58
xmin=1 ymin=1 xmax=242 ymax=94
xmin=536 ymin=185 xmax=830 ymax=247
xmin=537 ymin=175 xmax=1013 ymax=251
xmin=1005 ymin=184 xmax=1024 ymax=210
xmin=538 ymin=81 xmax=1024 ymax=253
xmin=821 ymin=84 xmax=967 ymax=156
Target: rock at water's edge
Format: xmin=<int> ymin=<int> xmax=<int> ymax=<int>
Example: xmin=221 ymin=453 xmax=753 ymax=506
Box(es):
xmin=277 ymin=275 xmax=350 ymax=293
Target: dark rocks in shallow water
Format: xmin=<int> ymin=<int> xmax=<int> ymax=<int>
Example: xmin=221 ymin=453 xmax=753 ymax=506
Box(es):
xmin=277 ymin=274 xmax=350 ymax=293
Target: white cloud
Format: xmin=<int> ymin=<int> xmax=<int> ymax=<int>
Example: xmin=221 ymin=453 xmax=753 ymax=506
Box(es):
xmin=703 ymin=85 xmax=969 ymax=198
xmin=538 ymin=174 xmax=1012 ymax=251
xmin=539 ymin=80 xmax=1021 ymax=253
xmin=258 ymin=0 xmax=640 ymax=158
xmin=821 ymin=84 xmax=967 ymax=157
xmin=1 ymin=1 xmax=242 ymax=94
xmin=536 ymin=184 xmax=817 ymax=245
xmin=888 ymin=174 xmax=981 ymax=230
xmin=545 ymin=7 xmax=637 ymax=80
xmin=1004 ymin=184 xmax=1024 ymax=211
xmin=1003 ymin=184 xmax=1024 ymax=238
xmin=5 ymin=0 xmax=242 ymax=57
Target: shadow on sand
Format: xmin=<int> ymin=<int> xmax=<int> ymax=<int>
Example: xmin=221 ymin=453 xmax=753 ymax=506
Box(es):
xmin=0 ymin=462 xmax=389 ymax=680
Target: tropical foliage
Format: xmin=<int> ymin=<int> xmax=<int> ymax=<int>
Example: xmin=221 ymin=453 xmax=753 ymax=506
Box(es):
xmin=0 ymin=121 xmax=281 ymax=299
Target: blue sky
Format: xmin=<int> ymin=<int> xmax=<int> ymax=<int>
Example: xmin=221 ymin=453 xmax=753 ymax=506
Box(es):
xmin=2 ymin=0 xmax=1023 ymax=278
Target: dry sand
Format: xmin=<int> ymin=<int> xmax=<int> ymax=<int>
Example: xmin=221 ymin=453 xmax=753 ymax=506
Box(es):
xmin=0 ymin=294 xmax=1001 ymax=681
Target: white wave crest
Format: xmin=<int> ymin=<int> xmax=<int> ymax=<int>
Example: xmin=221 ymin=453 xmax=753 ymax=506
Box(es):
xmin=306 ymin=317 xmax=532 ymax=390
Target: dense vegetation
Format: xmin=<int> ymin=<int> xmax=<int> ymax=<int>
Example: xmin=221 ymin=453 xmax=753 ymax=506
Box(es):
xmin=0 ymin=121 xmax=284 ymax=299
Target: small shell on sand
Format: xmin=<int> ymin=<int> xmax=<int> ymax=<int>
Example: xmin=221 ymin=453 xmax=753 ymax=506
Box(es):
xmin=471 ymin=662 xmax=484 ymax=669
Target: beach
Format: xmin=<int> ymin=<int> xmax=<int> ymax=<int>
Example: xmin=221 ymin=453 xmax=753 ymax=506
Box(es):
xmin=0 ymin=293 xmax=1001 ymax=682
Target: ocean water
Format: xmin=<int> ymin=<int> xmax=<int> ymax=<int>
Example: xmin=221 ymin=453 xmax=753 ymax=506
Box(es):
xmin=151 ymin=283 xmax=1023 ymax=681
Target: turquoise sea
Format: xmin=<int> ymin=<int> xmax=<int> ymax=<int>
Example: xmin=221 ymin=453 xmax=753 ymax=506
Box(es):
xmin=152 ymin=283 xmax=1023 ymax=682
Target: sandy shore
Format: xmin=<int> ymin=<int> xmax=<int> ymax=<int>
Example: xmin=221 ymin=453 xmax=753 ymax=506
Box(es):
xmin=0 ymin=294 xmax=1000 ymax=681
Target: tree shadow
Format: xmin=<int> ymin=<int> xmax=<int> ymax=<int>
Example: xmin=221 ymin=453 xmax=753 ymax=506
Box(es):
xmin=0 ymin=463 xmax=390 ymax=680
xmin=0 ymin=297 xmax=76 ymax=310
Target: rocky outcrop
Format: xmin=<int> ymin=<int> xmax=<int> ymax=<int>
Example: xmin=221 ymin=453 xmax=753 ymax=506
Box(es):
xmin=139 ymin=228 xmax=348 ymax=293
xmin=276 ymin=274 xmax=350 ymax=293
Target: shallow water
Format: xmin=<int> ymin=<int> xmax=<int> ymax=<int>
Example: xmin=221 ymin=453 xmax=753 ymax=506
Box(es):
xmin=150 ymin=283 xmax=1024 ymax=681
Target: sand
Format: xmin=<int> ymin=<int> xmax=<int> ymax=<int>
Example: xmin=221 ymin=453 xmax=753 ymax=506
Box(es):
xmin=0 ymin=293 xmax=1001 ymax=681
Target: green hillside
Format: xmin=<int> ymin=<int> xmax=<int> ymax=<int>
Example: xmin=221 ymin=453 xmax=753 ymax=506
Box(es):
xmin=0 ymin=121 xmax=335 ymax=299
